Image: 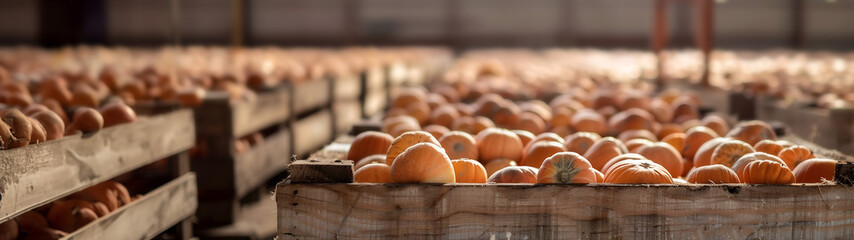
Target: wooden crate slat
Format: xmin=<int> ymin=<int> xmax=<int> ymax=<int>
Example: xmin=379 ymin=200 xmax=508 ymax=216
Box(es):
xmin=293 ymin=110 xmax=333 ymax=156
xmin=365 ymin=66 xmax=386 ymax=92
xmin=277 ymin=183 xmax=854 ymax=239
xmin=334 ymin=100 xmax=362 ymax=137
xmin=293 ymin=79 xmax=332 ymax=115
xmin=333 ymin=75 xmax=362 ymax=101
xmin=64 ymin=173 xmax=197 ymax=240
xmin=758 ymin=96 xmax=854 ymax=154
xmin=231 ymin=88 xmax=291 ymax=138
xmin=363 ymin=91 xmax=387 ymax=118
xmin=234 ymin=129 xmax=292 ymax=198
xmin=0 ymin=109 xmax=195 ymax=222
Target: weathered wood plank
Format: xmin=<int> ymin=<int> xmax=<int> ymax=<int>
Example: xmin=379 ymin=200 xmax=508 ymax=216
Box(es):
xmin=292 ymin=110 xmax=333 ymax=156
xmin=757 ymin=96 xmax=854 ymax=155
xmin=0 ymin=109 xmax=195 ymax=222
xmin=363 ymin=91 xmax=387 ymax=119
xmin=231 ymin=87 xmax=291 ymax=138
xmin=64 ymin=173 xmax=197 ymax=240
xmin=277 ymin=183 xmax=854 ymax=239
xmin=197 ymin=191 xmax=278 ymax=240
xmin=333 ymin=100 xmax=362 ymax=137
xmin=333 ymin=75 xmax=362 ymax=102
xmin=234 ymin=129 xmax=292 ymax=198
xmin=289 ymin=160 xmax=354 ymax=184
xmin=293 ymin=79 xmax=332 ymax=116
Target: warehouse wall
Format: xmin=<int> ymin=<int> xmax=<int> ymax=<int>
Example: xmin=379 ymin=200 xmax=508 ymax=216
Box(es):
xmin=0 ymin=0 xmax=852 ymax=50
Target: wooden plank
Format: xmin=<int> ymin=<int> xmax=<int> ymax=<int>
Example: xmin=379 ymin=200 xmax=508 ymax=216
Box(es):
xmin=0 ymin=109 xmax=195 ymax=222
xmin=288 ymin=160 xmax=353 ymax=184
xmin=234 ymin=129 xmax=292 ymax=198
xmin=292 ymin=110 xmax=333 ymax=156
xmin=334 ymin=100 xmax=362 ymax=137
xmin=363 ymin=91 xmax=387 ymax=119
xmin=757 ymin=96 xmax=854 ymax=155
xmin=333 ymin=75 xmax=362 ymax=102
xmin=197 ymin=191 xmax=278 ymax=240
xmin=231 ymin=87 xmax=291 ymax=138
xmin=349 ymin=119 xmax=382 ymax=136
xmin=293 ymin=78 xmax=332 ymax=116
xmin=277 ymin=183 xmax=854 ymax=239
xmin=64 ymin=173 xmax=197 ymax=240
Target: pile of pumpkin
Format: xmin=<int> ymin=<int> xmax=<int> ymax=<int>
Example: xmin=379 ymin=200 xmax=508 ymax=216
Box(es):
xmin=346 ymin=87 xmax=837 ymax=184
xmin=0 ymin=181 xmax=137 ymax=240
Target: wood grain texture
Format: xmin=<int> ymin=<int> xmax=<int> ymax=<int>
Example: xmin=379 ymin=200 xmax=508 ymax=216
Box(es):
xmin=293 ymin=78 xmax=332 ymax=115
xmin=231 ymin=87 xmax=292 ymax=138
xmin=292 ymin=110 xmax=333 ymax=156
xmin=757 ymin=96 xmax=854 ymax=155
xmin=65 ymin=173 xmax=197 ymax=240
xmin=333 ymin=75 xmax=362 ymax=101
xmin=234 ymin=129 xmax=292 ymax=198
xmin=0 ymin=109 xmax=195 ymax=222
xmin=289 ymin=160 xmax=354 ymax=184
xmin=277 ymin=183 xmax=854 ymax=239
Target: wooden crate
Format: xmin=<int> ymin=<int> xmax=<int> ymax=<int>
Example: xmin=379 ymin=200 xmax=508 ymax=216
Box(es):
xmin=64 ymin=173 xmax=197 ymax=240
xmin=292 ymin=109 xmax=333 ymax=157
xmin=363 ymin=65 xmax=389 ymax=118
xmin=756 ymin=96 xmax=854 ymax=155
xmin=332 ymin=74 xmax=365 ymax=137
xmin=0 ymin=109 xmax=195 ymax=222
xmin=193 ymin=87 xmax=293 ymax=227
xmin=670 ymin=82 xmax=756 ymax=120
xmin=292 ymin=78 xmax=332 ymax=116
xmin=276 ymin=135 xmax=854 ymax=239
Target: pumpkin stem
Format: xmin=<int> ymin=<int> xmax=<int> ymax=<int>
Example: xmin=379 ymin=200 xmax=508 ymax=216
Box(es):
xmin=553 ymin=157 xmax=581 ymax=183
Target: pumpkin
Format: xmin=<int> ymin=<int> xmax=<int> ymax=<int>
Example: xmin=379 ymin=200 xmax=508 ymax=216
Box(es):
xmin=354 ymin=163 xmax=392 ymax=183
xmin=741 ymin=159 xmax=795 ymax=184
xmin=608 ymin=108 xmax=655 ymax=133
xmin=682 ymin=126 xmax=720 ymax=159
xmin=564 ymin=132 xmax=601 ymax=154
xmin=99 ymin=101 xmax=137 ymax=127
xmin=392 ymin=87 xmax=427 ymax=109
xmin=672 ymin=178 xmax=689 ymax=184
xmin=382 ymin=115 xmax=420 ymax=137
xmin=583 ymin=137 xmax=629 ymax=171
xmin=692 ymin=137 xmax=729 ymax=168
xmin=348 ymin=131 xmax=394 ymax=164
xmin=476 ymin=128 xmax=524 ymax=162
xmin=389 ymin=143 xmax=455 ymax=183
xmin=473 ymin=116 xmax=495 ymax=134
xmin=726 ymin=120 xmax=776 ymax=146
xmin=516 ymin=112 xmax=546 ymax=135
xmin=671 ymin=97 xmax=699 ymax=124
xmin=28 ymin=118 xmax=46 ymax=144
xmin=0 ymin=219 xmax=17 ymax=240
xmin=492 ymin=103 xmax=521 ymax=128
xmin=710 ymin=140 xmax=755 ymax=168
xmin=430 ymin=105 xmax=459 ymax=127
xmin=700 ymin=114 xmax=730 ymax=136
xmin=483 ymin=158 xmax=517 ymax=177
xmin=636 ymin=142 xmax=684 ymax=177
xmin=551 ymin=107 xmax=574 ymax=128
xmin=731 ymin=152 xmax=788 ymax=180
xmin=680 ymin=119 xmax=701 ymax=131
xmin=551 ymin=126 xmax=573 ymax=137
xmin=426 ymin=93 xmax=449 ymax=111
xmin=625 ymin=138 xmax=654 ymax=153
xmin=601 ymin=153 xmax=647 ymax=175
xmin=649 ymin=98 xmax=673 ymax=123
xmin=592 ymin=168 xmax=605 ymax=183
xmin=619 ymin=92 xmax=650 ymax=111
xmin=570 ymin=109 xmax=608 ymax=135
xmin=617 ymin=129 xmax=658 ymax=143
xmin=512 ymin=130 xmax=535 ymax=147
xmin=14 ymin=211 xmax=48 ymax=231
xmin=488 ymin=166 xmax=538 ymax=183
xmin=3 ymin=109 xmax=31 ymax=148
xmin=423 ymin=124 xmax=450 ymax=139
xmin=537 ymin=152 xmax=597 ymax=183
xmin=656 ymin=123 xmax=684 ymax=140
xmin=685 ymin=164 xmax=740 ymax=184
xmin=451 ymin=159 xmax=488 ymax=183
xmin=521 ymin=141 xmax=567 ymax=168
xmin=46 ymin=200 xmax=99 ymax=232
xmin=31 ymin=109 xmax=68 ymax=139
xmin=520 ymin=100 xmax=552 ymax=122
xmin=792 ymin=159 xmax=837 ymax=183
xmin=385 ymin=131 xmax=441 ymax=166
xmin=603 ymin=159 xmax=673 ymax=184
xmin=451 ymin=116 xmax=476 ymax=133
xmin=754 ymin=139 xmax=785 ymax=155
xmin=354 ymin=154 xmax=386 ymax=171
xmin=662 ymin=133 xmax=686 ymax=155
xmin=524 ymin=132 xmax=566 ymax=153
xmin=777 ymin=145 xmax=815 ymax=169
xmin=439 ymin=131 xmax=479 ymax=160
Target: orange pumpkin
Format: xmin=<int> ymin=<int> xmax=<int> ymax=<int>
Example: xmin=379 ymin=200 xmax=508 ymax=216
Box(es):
xmin=601 ymin=153 xmax=647 ymax=175
xmin=731 ymin=152 xmax=788 ymax=180
xmin=536 ymin=152 xmax=597 ymax=183
xmin=583 ymin=137 xmax=629 ymax=171
xmin=617 ymin=129 xmax=658 ymax=143
xmin=636 ymin=142 xmax=684 ymax=177
xmin=592 ymin=168 xmax=605 ymax=183
xmin=483 ymin=158 xmax=517 ymax=177
xmin=649 ymin=98 xmax=673 ymax=123
xmin=423 ymin=124 xmax=450 ymax=139
xmin=700 ymin=114 xmax=730 ymax=136
xmin=682 ymin=126 xmax=720 ymax=159
xmin=570 ymin=109 xmax=608 ymax=135
xmin=692 ymin=137 xmax=729 ymax=167
xmin=564 ymin=132 xmax=601 ymax=154
xmin=382 ymin=115 xmax=421 ymax=137
xmin=754 ymin=139 xmax=785 ymax=156
xmin=777 ymin=145 xmax=815 ymax=169
xmin=512 ymin=130 xmax=535 ymax=147
xmin=430 ymin=105 xmax=459 ymax=127
xmin=709 ymin=140 xmax=755 ymax=168
xmin=439 ymin=131 xmax=479 ymax=160
xmin=354 ymin=163 xmax=392 ymax=183
xmin=741 ymin=159 xmax=795 ymax=184
xmin=671 ymin=98 xmax=699 ymax=124
xmin=472 ymin=116 xmax=495 ymax=134
xmin=451 ymin=159 xmax=488 ymax=183
xmin=46 ymin=199 xmax=98 ymax=232
xmin=476 ymin=128 xmax=524 ymax=162
xmin=451 ymin=116 xmax=476 ymax=133
xmin=792 ymin=159 xmax=837 ymax=183
xmin=389 ymin=143 xmax=455 ymax=183
xmin=354 ymin=154 xmax=386 ymax=171
xmin=656 ymin=123 xmax=683 ymax=140
xmin=516 ymin=112 xmax=546 ymax=135
xmin=625 ymin=138 xmax=654 ymax=153
xmin=662 ymin=133 xmax=686 ymax=155
xmin=348 ymin=131 xmax=394 ymax=164
xmin=487 ymin=166 xmax=538 ymax=183
xmin=685 ymin=164 xmax=740 ymax=184
xmin=392 ymin=87 xmax=427 ymax=109
xmin=524 ymin=132 xmax=566 ymax=153
xmin=551 ymin=107 xmax=574 ymax=128
xmin=385 ymin=131 xmax=441 ymax=166
xmin=603 ymin=159 xmax=673 ymax=184
xmin=726 ymin=120 xmax=776 ymax=146
xmin=492 ymin=103 xmax=521 ymax=128
xmin=608 ymin=108 xmax=655 ymax=133
xmin=521 ymin=141 xmax=567 ymax=168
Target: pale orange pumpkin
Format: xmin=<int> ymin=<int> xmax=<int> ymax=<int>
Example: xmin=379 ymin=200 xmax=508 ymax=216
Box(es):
xmin=564 ymin=132 xmax=601 ymax=154
xmin=617 ymin=129 xmax=658 ymax=143
xmin=754 ymin=139 xmax=785 ymax=156
xmin=603 ymin=159 xmax=673 ymax=184
xmin=700 ymin=114 xmax=730 ymax=136
xmin=792 ymin=159 xmax=837 ymax=183
xmin=537 ymin=152 xmax=598 ymax=183
xmin=354 ymin=154 xmax=386 ymax=171
xmin=472 ymin=116 xmax=495 ymax=134
xmin=423 ymin=124 xmax=450 ymax=139
xmin=583 ymin=137 xmax=629 ymax=171
xmin=439 ymin=131 xmax=479 ymax=160
xmin=608 ymin=108 xmax=655 ymax=133
xmin=476 ymin=128 xmax=524 ymax=162
xmin=777 ymin=145 xmax=815 ymax=169
xmin=516 ymin=112 xmax=547 ymax=135
xmin=685 ymin=164 xmax=740 ymax=184
xmin=521 ymin=141 xmax=567 ymax=168
xmin=740 ymin=159 xmax=795 ymax=184
xmin=692 ymin=137 xmax=729 ymax=168
xmin=451 ymin=159 xmax=488 ymax=183
xmin=348 ymin=131 xmax=394 ymax=164
xmin=483 ymin=158 xmax=517 ymax=177
xmin=731 ymin=152 xmax=788 ymax=181
xmin=354 ymin=163 xmax=392 ymax=183
xmin=389 ymin=143 xmax=455 ymax=183
xmin=636 ymin=142 xmax=684 ymax=177
xmin=709 ymin=140 xmax=755 ymax=168
xmin=726 ymin=120 xmax=776 ymax=146
xmin=625 ymin=138 xmax=654 ymax=153
xmin=601 ymin=153 xmax=647 ymax=175
xmin=430 ymin=105 xmax=460 ymax=127
xmin=523 ymin=132 xmax=565 ymax=153
xmin=592 ymin=168 xmax=605 ymax=183
xmin=385 ymin=131 xmax=441 ymax=166
xmin=487 ymin=166 xmax=538 ymax=183
xmin=512 ymin=130 xmax=536 ymax=147
xmin=682 ymin=126 xmax=720 ymax=159
xmin=570 ymin=109 xmax=608 ymax=135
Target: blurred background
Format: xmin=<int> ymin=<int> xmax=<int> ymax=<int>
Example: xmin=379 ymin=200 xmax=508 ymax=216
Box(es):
xmin=1 ymin=0 xmax=852 ymax=50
